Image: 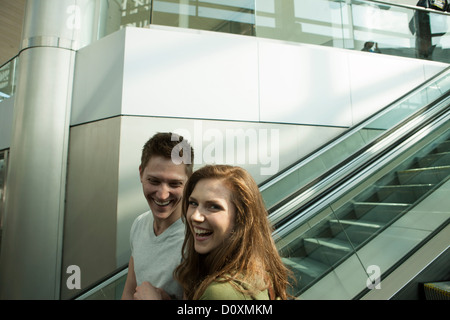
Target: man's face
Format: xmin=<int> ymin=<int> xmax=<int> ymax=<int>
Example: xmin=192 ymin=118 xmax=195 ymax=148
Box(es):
xmin=139 ymin=155 xmax=188 ymax=222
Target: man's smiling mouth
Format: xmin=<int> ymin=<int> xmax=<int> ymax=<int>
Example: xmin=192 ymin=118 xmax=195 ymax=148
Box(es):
xmin=153 ymin=199 xmax=172 ymax=206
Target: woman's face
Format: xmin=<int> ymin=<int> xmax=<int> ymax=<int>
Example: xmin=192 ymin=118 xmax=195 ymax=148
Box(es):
xmin=187 ymin=178 xmax=236 ymax=255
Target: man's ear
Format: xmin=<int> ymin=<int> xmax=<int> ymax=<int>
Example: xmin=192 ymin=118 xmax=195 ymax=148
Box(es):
xmin=138 ymin=165 xmax=143 ymax=177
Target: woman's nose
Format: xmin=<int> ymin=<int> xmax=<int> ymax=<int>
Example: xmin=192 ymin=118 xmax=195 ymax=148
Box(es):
xmin=190 ymin=207 xmax=205 ymax=223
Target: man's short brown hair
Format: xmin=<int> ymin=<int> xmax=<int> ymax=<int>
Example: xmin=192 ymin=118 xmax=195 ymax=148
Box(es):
xmin=140 ymin=132 xmax=194 ymax=177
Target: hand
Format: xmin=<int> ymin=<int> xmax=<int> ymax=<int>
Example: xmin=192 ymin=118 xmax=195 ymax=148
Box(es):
xmin=133 ymin=281 xmax=162 ymax=300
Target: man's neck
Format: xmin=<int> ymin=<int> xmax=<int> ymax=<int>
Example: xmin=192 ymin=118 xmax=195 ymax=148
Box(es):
xmin=153 ymin=210 xmax=181 ymax=236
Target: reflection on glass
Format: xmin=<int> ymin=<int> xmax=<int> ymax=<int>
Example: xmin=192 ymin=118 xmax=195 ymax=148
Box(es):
xmin=150 ymin=0 xmax=255 ymax=35
xmin=0 ymin=150 xmax=7 ymax=257
xmin=120 ymin=0 xmax=152 ymax=27
xmin=99 ymin=0 xmax=450 ymax=64
xmin=84 ymin=273 xmax=127 ymax=300
xmin=0 ymin=58 xmax=18 ymax=102
xmin=254 ymin=0 xmax=450 ymax=63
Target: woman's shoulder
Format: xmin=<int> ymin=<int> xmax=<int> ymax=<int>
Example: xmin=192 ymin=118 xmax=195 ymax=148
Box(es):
xmin=199 ymin=280 xmax=270 ymax=300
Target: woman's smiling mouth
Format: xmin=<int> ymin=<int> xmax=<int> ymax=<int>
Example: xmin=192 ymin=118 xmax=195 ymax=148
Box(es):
xmin=193 ymin=227 xmax=213 ymax=240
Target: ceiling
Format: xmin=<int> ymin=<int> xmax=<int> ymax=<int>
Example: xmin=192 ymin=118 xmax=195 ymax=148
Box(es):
xmin=0 ymin=0 xmax=25 ymax=66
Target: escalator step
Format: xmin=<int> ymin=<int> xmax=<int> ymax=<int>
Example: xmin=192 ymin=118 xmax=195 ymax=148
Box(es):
xmin=398 ymin=165 xmax=450 ymax=184
xmin=353 ymin=202 xmax=410 ymax=222
xmin=418 ymin=151 xmax=450 ymax=167
xmin=376 ymin=184 xmax=433 ymax=203
xmin=330 ymin=219 xmax=382 ymax=229
xmin=436 ymin=140 xmax=450 ymax=153
xmin=329 ymin=219 xmax=383 ymax=246
xmin=304 ymin=237 xmax=353 ymax=251
xmin=282 ymin=256 xmax=329 ymax=279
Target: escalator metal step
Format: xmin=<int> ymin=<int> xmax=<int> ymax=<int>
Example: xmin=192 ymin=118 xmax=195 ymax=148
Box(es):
xmin=304 ymin=237 xmax=353 ymax=251
xmin=418 ymin=151 xmax=450 ymax=167
xmin=329 ymin=219 xmax=383 ymax=246
xmin=353 ymin=202 xmax=410 ymax=222
xmin=330 ymin=219 xmax=382 ymax=229
xmin=282 ymin=256 xmax=329 ymax=279
xmin=375 ymin=184 xmax=434 ymax=203
xmin=398 ymin=165 xmax=450 ymax=184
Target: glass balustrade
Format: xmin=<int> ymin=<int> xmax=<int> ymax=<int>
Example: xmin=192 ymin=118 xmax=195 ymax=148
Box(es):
xmin=120 ymin=0 xmax=450 ymax=63
xmin=2 ymin=0 xmax=449 ymax=103
xmin=0 ymin=57 xmax=18 ymax=103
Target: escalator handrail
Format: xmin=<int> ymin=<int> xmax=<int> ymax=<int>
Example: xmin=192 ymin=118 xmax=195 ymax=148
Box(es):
xmin=368 ymin=0 xmax=450 ymax=16
xmin=71 ymin=265 xmax=128 ymax=300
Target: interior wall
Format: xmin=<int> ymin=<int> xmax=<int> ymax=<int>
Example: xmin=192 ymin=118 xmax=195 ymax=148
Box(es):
xmin=71 ymin=26 xmax=448 ymax=129
xmin=61 ymin=116 xmax=121 ymax=299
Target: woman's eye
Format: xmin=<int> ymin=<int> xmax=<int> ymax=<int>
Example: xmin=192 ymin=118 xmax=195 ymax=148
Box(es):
xmin=188 ymin=200 xmax=198 ymax=207
xmin=209 ymin=204 xmax=223 ymax=211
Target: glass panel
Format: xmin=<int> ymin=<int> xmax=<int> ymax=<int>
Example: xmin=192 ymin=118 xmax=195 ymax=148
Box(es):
xmin=0 ymin=150 xmax=8 ymax=258
xmin=254 ymin=0 xmax=450 ymax=64
xmin=120 ymin=0 xmax=152 ymax=28
xmin=279 ymin=208 xmax=356 ymax=296
xmin=94 ymin=1 xmax=450 ymax=64
xmin=80 ymin=271 xmax=127 ymax=300
xmin=255 ymin=0 xmax=347 ymax=47
xmin=278 ymin=122 xmax=450 ymax=298
xmin=0 ymin=58 xmax=18 ymax=102
xmin=151 ymin=0 xmax=255 ymax=35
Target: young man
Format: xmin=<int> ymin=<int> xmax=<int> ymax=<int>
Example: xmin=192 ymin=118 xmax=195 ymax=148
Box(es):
xmin=121 ymin=132 xmax=194 ymax=300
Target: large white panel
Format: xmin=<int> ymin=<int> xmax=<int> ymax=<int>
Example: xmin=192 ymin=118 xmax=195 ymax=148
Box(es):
xmin=121 ymin=27 xmax=259 ymax=121
xmin=348 ymin=52 xmax=429 ymax=125
xmin=70 ymin=26 xmax=447 ymax=128
xmin=258 ymin=41 xmax=353 ymax=127
xmin=71 ymin=29 xmax=126 ymax=125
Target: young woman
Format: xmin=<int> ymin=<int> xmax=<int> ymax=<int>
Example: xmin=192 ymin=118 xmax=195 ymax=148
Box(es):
xmin=174 ymin=165 xmax=291 ymax=300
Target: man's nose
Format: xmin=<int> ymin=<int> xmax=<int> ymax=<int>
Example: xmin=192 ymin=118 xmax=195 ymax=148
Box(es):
xmin=156 ymin=184 xmax=170 ymax=199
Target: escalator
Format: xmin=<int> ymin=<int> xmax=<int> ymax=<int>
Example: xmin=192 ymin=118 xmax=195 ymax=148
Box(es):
xmin=279 ymin=117 xmax=450 ymax=298
xmin=271 ymin=69 xmax=450 ymax=299
xmin=75 ymin=66 xmax=450 ymax=300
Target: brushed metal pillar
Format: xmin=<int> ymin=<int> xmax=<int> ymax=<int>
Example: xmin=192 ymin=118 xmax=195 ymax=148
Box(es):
xmin=0 ymin=0 xmax=98 ymax=299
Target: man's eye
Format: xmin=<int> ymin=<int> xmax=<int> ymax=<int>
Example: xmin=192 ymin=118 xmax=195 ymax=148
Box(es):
xmin=170 ymin=182 xmax=183 ymax=188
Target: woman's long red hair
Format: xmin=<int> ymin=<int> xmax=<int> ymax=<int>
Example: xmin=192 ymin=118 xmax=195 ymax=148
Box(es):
xmin=174 ymin=165 xmax=291 ymax=299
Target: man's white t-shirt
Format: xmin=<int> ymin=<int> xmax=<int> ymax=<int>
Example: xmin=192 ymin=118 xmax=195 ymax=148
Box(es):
xmin=130 ymin=210 xmax=185 ymax=299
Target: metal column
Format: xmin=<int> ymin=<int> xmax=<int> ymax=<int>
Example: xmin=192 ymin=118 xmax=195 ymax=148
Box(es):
xmin=0 ymin=0 xmax=98 ymax=299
